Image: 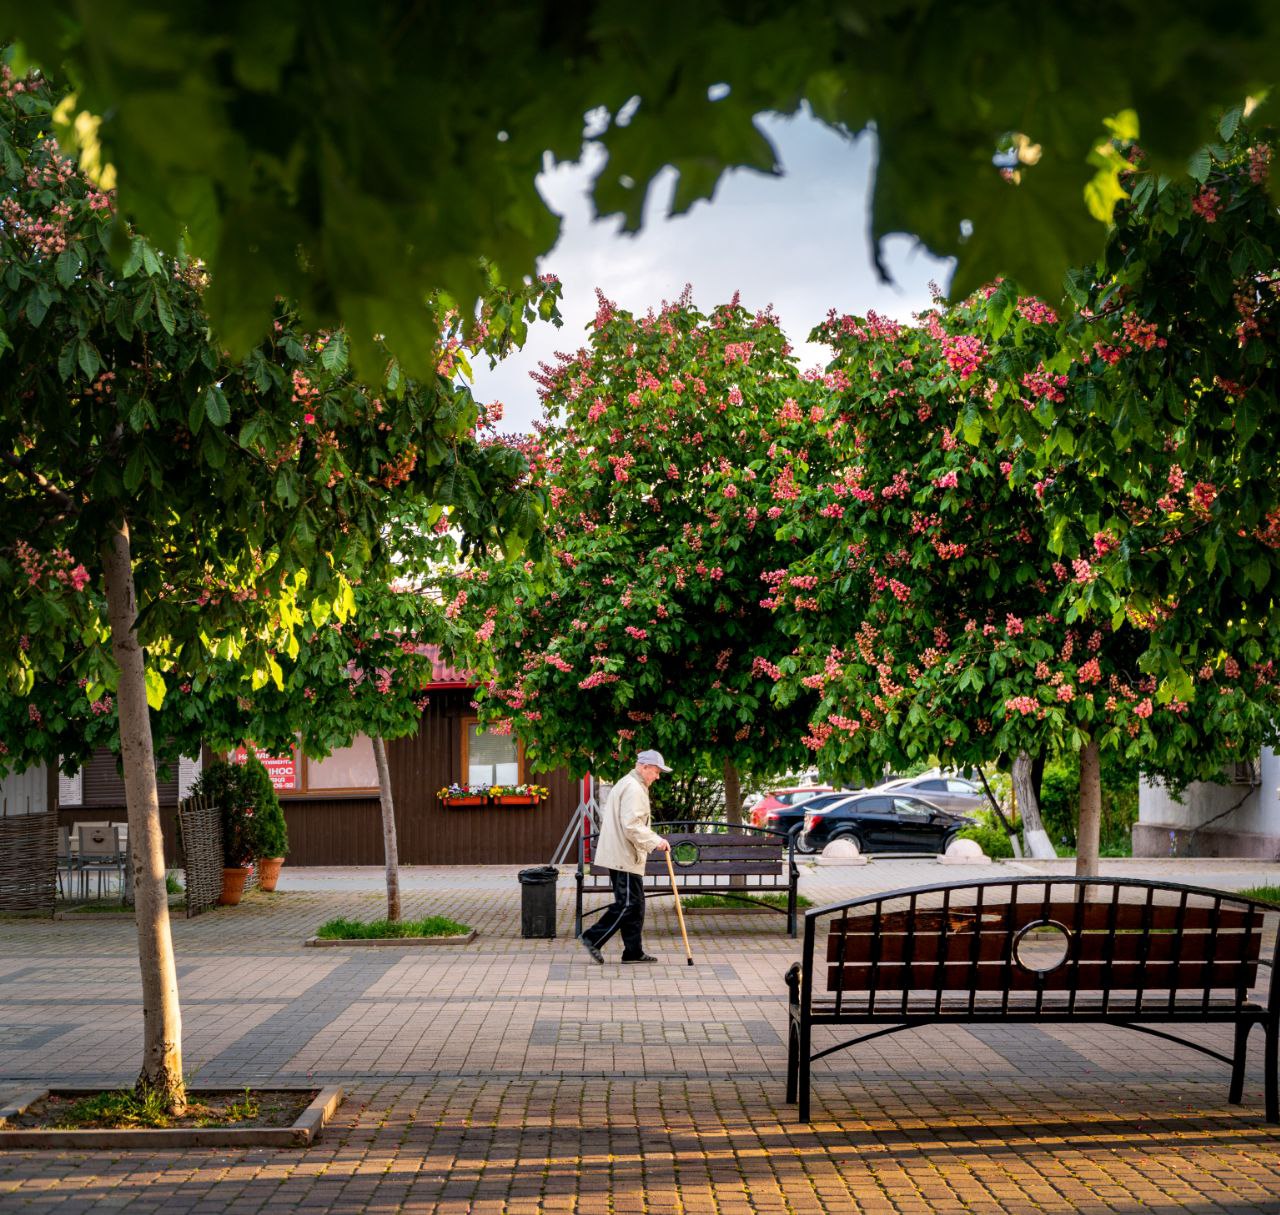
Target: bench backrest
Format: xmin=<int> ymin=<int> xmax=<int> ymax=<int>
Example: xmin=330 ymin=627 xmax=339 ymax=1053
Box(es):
xmin=645 ymin=829 xmax=785 ymax=879
xmin=810 ymin=878 xmax=1274 ymax=1013
xmin=584 ymin=822 xmax=789 ymax=879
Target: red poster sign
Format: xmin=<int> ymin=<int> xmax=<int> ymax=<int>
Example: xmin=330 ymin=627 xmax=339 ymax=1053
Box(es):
xmin=231 ymin=745 xmax=298 ymax=791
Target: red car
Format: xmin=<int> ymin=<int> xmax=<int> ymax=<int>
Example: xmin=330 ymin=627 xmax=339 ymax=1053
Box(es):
xmin=748 ymin=786 xmax=833 ymax=828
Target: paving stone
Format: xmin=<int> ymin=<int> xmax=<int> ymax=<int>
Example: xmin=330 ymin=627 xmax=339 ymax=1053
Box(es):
xmin=1 ymin=858 xmax=1278 ymax=1212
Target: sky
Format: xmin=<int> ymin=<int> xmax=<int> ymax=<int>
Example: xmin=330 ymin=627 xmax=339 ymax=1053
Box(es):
xmin=472 ymin=106 xmax=954 ymax=435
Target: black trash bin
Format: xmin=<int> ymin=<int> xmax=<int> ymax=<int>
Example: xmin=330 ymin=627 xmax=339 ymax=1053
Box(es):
xmin=517 ymin=865 xmax=558 ymax=938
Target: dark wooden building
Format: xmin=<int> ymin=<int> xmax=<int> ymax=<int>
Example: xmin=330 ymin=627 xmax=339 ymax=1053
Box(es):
xmin=55 ymin=662 xmax=579 ymax=866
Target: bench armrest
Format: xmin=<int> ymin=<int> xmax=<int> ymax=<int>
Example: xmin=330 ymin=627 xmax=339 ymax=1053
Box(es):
xmin=785 ymin=962 xmax=802 ymax=1006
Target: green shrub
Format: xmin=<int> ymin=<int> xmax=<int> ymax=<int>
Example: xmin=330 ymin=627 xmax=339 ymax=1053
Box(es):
xmin=956 ymin=822 xmax=1014 ymax=859
xmin=240 ymin=755 xmax=288 ymax=858
xmin=190 ymin=759 xmax=255 ymax=866
xmin=1038 ymin=763 xmax=1077 ymax=850
xmin=189 ymin=755 xmax=288 ymax=866
xmin=1037 ymin=754 xmax=1139 ymax=858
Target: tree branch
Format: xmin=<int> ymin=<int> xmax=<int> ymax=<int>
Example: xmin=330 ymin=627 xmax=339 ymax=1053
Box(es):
xmin=0 ymin=450 xmax=76 ymax=511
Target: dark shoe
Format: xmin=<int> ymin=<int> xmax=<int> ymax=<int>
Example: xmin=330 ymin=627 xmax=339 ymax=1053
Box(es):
xmin=581 ymin=939 xmax=603 ymax=964
xmin=621 ymin=952 xmax=658 ymax=963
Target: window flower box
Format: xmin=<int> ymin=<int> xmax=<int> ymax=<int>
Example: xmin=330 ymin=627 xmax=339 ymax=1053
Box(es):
xmin=437 ymin=783 xmax=489 ymax=808
xmin=441 ymin=796 xmax=486 ymax=808
xmin=488 ymin=784 xmax=549 ymax=808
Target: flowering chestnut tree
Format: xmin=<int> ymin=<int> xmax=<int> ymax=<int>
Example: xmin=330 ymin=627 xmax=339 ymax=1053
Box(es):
xmin=0 ymin=62 xmax=557 ymax=1110
xmin=452 ymin=291 xmax=837 ymax=818
xmin=767 ymin=288 xmax=1280 ymax=875
xmin=979 ymin=111 xmax=1280 ymax=695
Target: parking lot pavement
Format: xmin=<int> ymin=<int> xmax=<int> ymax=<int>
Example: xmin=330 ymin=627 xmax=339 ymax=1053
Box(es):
xmin=2 ymin=856 xmax=1278 ymax=1213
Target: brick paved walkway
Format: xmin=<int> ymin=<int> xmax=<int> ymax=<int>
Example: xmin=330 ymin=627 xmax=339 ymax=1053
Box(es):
xmin=2 ymin=857 xmax=1279 ymax=1213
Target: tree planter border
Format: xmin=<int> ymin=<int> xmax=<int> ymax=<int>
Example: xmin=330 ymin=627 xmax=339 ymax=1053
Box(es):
xmin=304 ymin=930 xmax=477 ymax=948
xmin=0 ymin=1085 xmax=342 ymax=1149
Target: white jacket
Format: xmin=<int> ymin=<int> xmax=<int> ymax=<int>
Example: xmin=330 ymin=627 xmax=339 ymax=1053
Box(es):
xmin=593 ymin=769 xmax=664 ymax=874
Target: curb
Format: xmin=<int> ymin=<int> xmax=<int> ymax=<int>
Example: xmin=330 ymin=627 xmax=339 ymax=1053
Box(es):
xmin=304 ymin=929 xmax=477 ymax=947
xmin=0 ymin=1086 xmax=342 ymax=1150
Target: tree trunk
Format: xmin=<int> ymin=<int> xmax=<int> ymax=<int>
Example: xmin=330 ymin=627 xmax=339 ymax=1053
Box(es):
xmin=101 ymin=519 xmax=185 ymax=1113
xmin=1076 ymin=738 xmax=1102 ymax=878
xmin=722 ymin=757 xmax=742 ymax=827
xmin=1014 ymin=751 xmax=1056 ymax=858
xmin=373 ymin=735 xmax=401 ymax=923
xmin=975 ymin=767 xmax=1022 ymax=857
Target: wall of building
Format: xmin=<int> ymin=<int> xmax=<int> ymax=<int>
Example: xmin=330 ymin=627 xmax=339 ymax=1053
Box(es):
xmin=50 ymin=690 xmax=579 ymax=866
xmin=1134 ymin=748 xmax=1280 ymax=859
xmin=0 ymin=764 xmax=49 ymax=815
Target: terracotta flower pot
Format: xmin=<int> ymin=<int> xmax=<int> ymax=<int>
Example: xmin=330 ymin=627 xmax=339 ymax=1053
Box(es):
xmin=218 ymin=866 xmax=252 ymax=906
xmin=257 ymin=857 xmax=285 ymax=892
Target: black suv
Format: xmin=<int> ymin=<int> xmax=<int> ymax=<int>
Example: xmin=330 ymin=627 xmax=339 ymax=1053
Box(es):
xmin=799 ymin=793 xmax=973 ymax=855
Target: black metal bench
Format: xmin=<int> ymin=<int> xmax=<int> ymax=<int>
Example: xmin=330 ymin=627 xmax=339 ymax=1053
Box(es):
xmin=785 ymin=876 xmax=1279 ymax=1122
xmin=576 ymin=820 xmax=799 ymax=937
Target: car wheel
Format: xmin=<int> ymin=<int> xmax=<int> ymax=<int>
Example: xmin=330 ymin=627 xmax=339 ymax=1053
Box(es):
xmin=791 ymin=826 xmax=819 ymax=855
xmin=832 ymin=830 xmax=864 ymax=853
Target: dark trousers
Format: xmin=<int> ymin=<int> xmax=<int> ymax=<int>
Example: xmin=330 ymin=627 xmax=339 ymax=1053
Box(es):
xmin=582 ymin=869 xmax=646 ymax=958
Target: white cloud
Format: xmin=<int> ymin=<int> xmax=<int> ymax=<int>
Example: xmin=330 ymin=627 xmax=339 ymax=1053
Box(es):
xmin=473 ymin=108 xmax=954 ymax=433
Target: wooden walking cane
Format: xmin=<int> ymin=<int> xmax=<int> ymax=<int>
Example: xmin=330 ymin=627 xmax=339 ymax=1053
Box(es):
xmin=664 ymin=848 xmax=694 ymax=966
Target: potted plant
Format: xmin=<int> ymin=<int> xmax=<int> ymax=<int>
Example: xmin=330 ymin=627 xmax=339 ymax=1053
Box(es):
xmin=190 ymin=759 xmax=255 ymax=905
xmin=437 ymin=782 xmax=488 ymax=807
xmin=242 ymin=756 xmax=289 ymax=891
xmin=488 ymin=783 xmax=550 ymax=807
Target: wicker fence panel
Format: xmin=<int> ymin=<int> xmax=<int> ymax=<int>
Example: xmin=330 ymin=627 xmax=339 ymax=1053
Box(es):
xmin=180 ymin=793 xmax=223 ymax=918
xmin=0 ymin=810 xmax=58 ymax=914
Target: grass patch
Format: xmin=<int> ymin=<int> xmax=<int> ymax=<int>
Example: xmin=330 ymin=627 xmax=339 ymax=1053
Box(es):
xmin=16 ymin=1087 xmax=311 ymax=1131
xmin=315 ymin=915 xmax=471 ymax=940
xmin=1236 ymin=885 xmax=1280 ymax=905
xmin=681 ymin=892 xmax=812 ymax=910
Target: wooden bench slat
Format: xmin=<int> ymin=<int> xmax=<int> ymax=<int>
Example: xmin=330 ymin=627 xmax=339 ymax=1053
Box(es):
xmin=829 ymin=901 xmax=1254 ymax=935
xmin=825 ymin=927 xmax=1262 ymax=965
xmin=664 ymin=833 xmax=783 ymax=847
xmin=648 ymin=861 xmax=784 ymax=876
xmin=826 ymin=958 xmax=1259 ymax=992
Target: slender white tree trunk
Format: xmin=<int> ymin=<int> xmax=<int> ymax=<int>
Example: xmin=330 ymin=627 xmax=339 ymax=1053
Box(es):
xmin=101 ymin=518 xmax=185 ymax=1112
xmin=373 ymin=735 xmax=401 ymax=923
xmin=1076 ymin=738 xmax=1102 ymax=878
xmin=723 ymin=757 xmax=742 ymax=827
xmin=1014 ymin=751 xmax=1056 ymax=858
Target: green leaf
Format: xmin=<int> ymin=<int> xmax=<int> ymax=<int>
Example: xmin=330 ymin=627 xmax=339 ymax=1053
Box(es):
xmin=55 ymin=245 xmax=81 ymax=288
xmin=1187 ymin=147 xmax=1211 ymax=183
xmin=123 ymin=448 xmax=147 ymax=492
xmin=204 ymin=384 xmax=230 ymax=428
xmin=154 ymin=289 xmax=176 ymax=336
xmin=144 ymin=667 xmax=167 ymax=710
xmin=1218 ymin=106 xmax=1242 ymax=142
xmin=122 ymin=240 xmax=145 ymax=278
xmin=77 ymin=340 xmax=100 ymax=382
xmin=319 ymin=330 xmax=348 ymax=374
xmin=57 ymin=340 xmax=76 ymax=380
xmin=141 ymin=243 xmax=164 ymax=278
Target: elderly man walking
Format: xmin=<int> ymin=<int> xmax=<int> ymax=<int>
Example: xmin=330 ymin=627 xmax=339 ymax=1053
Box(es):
xmin=581 ymin=749 xmax=672 ymax=964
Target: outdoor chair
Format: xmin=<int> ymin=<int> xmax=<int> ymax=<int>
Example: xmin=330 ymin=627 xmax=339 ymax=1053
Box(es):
xmin=76 ymin=823 xmax=125 ymax=901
